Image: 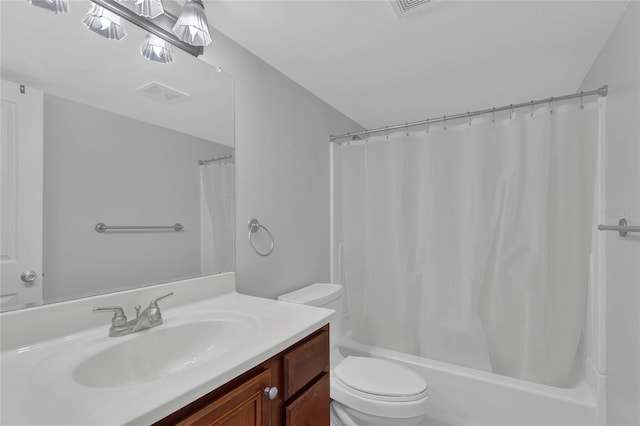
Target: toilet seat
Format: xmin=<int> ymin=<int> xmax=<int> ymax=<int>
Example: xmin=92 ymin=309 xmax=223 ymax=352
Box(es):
xmin=331 ymin=356 xmax=430 ymax=419
xmin=333 ymin=356 xmax=428 ymax=402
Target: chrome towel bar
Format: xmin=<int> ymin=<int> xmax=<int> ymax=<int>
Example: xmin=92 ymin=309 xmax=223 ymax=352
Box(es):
xmin=95 ymin=223 xmax=184 ymax=233
xmin=598 ymin=218 xmax=640 ymax=237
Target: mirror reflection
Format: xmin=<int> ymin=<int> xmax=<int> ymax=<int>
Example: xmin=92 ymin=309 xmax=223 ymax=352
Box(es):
xmin=0 ymin=0 xmax=235 ymax=311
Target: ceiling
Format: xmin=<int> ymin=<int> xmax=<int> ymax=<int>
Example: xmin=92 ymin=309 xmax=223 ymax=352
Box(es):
xmin=205 ymin=0 xmax=628 ymax=130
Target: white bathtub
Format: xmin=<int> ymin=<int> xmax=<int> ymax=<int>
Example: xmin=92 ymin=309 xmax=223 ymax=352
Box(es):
xmin=338 ymin=333 xmax=600 ymax=426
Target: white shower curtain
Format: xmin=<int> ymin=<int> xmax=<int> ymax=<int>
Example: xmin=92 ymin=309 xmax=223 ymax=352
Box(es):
xmin=339 ymin=101 xmax=603 ymax=387
xmin=200 ymin=161 xmax=234 ymax=275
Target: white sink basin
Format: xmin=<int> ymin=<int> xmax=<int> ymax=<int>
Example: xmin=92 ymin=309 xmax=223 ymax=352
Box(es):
xmin=73 ymin=313 xmax=258 ymax=388
xmin=1 ymin=281 xmax=334 ymax=426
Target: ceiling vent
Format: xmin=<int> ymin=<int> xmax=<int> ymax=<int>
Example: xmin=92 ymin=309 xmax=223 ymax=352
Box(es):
xmin=135 ymin=81 xmax=190 ymax=103
xmin=389 ymin=0 xmax=434 ymax=17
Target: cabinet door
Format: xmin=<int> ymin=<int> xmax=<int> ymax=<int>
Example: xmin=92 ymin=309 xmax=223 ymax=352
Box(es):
xmin=285 ymin=373 xmax=330 ymax=426
xmin=176 ymin=369 xmax=271 ymax=426
xmin=283 ymin=328 xmax=329 ymax=400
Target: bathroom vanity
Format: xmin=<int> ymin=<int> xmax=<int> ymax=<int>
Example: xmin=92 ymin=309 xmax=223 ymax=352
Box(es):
xmin=155 ymin=325 xmax=330 ymax=425
xmin=0 ymin=274 xmax=333 ymax=425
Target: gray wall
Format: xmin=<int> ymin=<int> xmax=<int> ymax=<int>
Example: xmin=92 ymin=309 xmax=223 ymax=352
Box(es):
xmin=580 ymin=3 xmax=640 ymax=424
xmin=200 ymin=29 xmax=363 ymax=298
xmin=43 ymin=95 xmax=231 ymax=302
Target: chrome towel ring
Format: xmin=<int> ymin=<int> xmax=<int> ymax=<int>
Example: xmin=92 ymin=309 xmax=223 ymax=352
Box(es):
xmin=248 ymin=218 xmax=274 ymax=257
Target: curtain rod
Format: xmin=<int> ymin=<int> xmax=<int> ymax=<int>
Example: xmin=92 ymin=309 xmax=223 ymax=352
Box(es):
xmin=198 ymin=155 xmax=233 ymax=165
xmin=329 ymin=85 xmax=608 ymax=143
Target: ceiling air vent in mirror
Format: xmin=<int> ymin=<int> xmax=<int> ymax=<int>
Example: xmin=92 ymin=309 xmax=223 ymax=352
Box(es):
xmin=390 ymin=0 xmax=434 ymax=17
xmin=135 ymin=81 xmax=190 ymax=103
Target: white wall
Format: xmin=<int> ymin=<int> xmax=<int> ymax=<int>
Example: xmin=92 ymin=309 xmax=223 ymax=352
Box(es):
xmin=200 ymin=29 xmax=363 ymax=299
xmin=580 ymin=3 xmax=640 ymax=424
xmin=43 ymin=95 xmax=232 ymax=302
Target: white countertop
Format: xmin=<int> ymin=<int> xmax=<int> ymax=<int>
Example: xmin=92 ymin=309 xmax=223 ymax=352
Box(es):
xmin=0 ymin=278 xmax=333 ymax=425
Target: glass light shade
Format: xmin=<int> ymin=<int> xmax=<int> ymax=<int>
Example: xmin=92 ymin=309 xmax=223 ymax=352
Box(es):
xmin=140 ymin=33 xmax=174 ymax=64
xmin=29 ymin=0 xmax=69 ymax=14
xmin=172 ymin=0 xmax=212 ymax=47
xmin=82 ymin=4 xmax=127 ymax=40
xmin=118 ymin=0 xmax=164 ymax=18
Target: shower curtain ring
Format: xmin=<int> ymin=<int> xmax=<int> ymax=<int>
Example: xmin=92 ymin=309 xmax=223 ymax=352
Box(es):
xmin=530 ymin=101 xmax=535 ymax=117
xmin=426 ymin=119 xmax=430 ymax=134
xmin=406 ymin=123 xmax=409 ymax=136
xmin=444 ymin=115 xmax=447 ymax=131
xmin=549 ymin=97 xmax=554 ymax=114
xmin=386 ymin=126 xmax=389 ymax=139
xmin=510 ymin=104 xmax=514 ymax=120
xmin=467 ymin=112 xmax=472 ymax=126
xmin=579 ymin=91 xmax=585 ymax=110
xmin=492 ymin=108 xmax=495 ymax=124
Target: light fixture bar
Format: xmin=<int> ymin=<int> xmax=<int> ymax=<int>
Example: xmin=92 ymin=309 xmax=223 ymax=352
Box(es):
xmin=89 ymin=0 xmax=203 ymax=57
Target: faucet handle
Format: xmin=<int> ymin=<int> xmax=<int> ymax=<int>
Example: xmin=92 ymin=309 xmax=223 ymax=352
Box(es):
xmin=149 ymin=292 xmax=174 ymax=308
xmin=94 ymin=306 xmax=127 ymax=327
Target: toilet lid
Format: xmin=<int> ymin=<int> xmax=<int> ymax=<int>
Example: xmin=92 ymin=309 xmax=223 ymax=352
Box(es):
xmin=333 ymin=356 xmax=427 ymax=398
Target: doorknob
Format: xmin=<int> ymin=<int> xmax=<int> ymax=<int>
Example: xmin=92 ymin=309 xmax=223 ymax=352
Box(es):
xmin=263 ymin=386 xmax=278 ymax=400
xmin=20 ymin=270 xmax=37 ymax=284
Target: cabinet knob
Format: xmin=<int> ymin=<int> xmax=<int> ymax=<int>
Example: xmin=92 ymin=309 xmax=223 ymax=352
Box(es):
xmin=263 ymin=386 xmax=278 ymax=400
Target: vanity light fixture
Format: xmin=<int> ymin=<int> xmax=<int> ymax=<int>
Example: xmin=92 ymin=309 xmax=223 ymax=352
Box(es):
xmin=29 ymin=0 xmax=208 ymax=63
xmin=140 ymin=32 xmax=174 ymax=63
xmin=172 ymin=0 xmax=212 ymax=47
xmin=29 ymin=0 xmax=69 ymax=14
xmin=82 ymin=4 xmax=128 ymax=40
xmin=117 ymin=0 xmax=164 ymax=19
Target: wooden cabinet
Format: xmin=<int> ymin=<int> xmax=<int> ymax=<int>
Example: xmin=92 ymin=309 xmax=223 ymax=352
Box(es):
xmin=282 ymin=326 xmax=330 ymax=426
xmin=283 ymin=328 xmax=329 ymax=401
xmin=284 ymin=374 xmax=330 ymax=426
xmin=175 ymin=370 xmax=272 ymax=426
xmin=154 ymin=325 xmax=330 ymax=426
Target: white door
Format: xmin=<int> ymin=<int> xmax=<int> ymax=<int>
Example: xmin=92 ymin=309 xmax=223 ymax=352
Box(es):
xmin=1 ymin=80 xmax=43 ymax=308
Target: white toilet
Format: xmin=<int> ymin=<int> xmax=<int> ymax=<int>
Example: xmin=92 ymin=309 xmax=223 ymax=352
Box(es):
xmin=278 ymin=283 xmax=429 ymax=426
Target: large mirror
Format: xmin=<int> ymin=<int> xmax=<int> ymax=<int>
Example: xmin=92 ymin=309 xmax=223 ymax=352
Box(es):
xmin=0 ymin=0 xmax=235 ymax=311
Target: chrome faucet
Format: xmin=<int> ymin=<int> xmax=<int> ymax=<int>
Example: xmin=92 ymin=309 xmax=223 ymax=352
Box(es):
xmin=94 ymin=292 xmax=174 ymax=337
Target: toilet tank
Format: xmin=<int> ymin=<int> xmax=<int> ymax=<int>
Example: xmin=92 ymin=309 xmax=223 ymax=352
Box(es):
xmin=278 ymin=283 xmax=344 ymax=347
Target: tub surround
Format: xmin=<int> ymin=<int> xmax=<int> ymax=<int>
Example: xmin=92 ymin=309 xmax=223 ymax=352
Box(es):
xmin=0 ymin=273 xmax=334 ymax=425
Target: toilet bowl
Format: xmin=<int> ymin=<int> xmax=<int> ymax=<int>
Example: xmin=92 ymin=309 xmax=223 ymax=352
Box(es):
xmin=278 ymin=283 xmax=429 ymax=426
